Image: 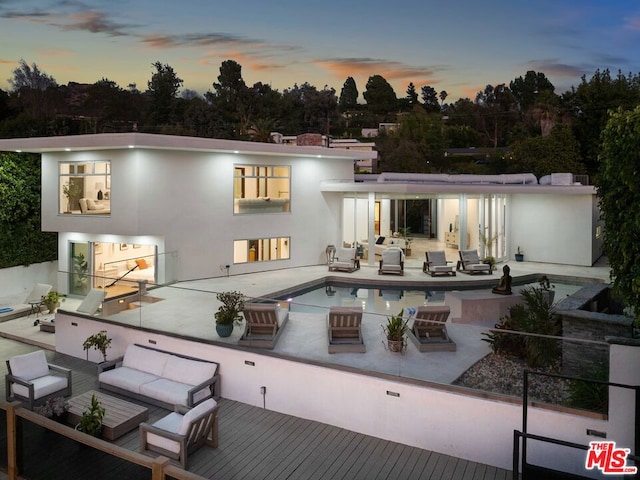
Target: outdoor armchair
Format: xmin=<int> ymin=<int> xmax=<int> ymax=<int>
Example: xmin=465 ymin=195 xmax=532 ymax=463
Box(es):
xmin=140 ymin=398 xmax=219 ymax=469
xmin=5 ymin=350 xmax=72 ymax=410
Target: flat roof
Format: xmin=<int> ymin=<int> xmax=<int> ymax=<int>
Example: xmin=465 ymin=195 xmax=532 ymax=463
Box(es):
xmin=0 ymin=132 xmax=373 ymax=161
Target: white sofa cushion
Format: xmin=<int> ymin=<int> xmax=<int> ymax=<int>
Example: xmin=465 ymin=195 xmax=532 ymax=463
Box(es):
xmin=99 ymin=366 xmax=159 ymax=394
xmin=162 ymin=355 xmax=217 ymax=387
xmin=139 ymin=378 xmax=211 ymax=406
xmin=9 ymin=350 xmax=49 ymax=381
xmin=147 ymin=412 xmax=183 ymax=454
xmin=12 ymin=374 xmax=68 ymax=400
xmin=179 ymin=398 xmax=217 ymax=434
xmin=122 ymin=344 xmax=170 ymax=377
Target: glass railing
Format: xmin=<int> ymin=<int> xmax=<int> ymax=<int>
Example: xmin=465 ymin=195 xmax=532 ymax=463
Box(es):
xmin=52 ymin=273 xmax=630 ymax=412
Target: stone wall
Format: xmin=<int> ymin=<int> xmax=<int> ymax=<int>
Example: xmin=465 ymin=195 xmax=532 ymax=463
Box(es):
xmin=560 ymin=308 xmax=634 ymax=376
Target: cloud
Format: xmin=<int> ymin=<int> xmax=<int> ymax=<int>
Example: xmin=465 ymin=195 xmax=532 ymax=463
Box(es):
xmin=524 ymin=59 xmax=589 ymax=78
xmin=0 ymin=2 xmax=133 ymax=36
xmin=53 ymin=10 xmax=132 ymax=36
xmin=315 ymin=57 xmax=443 ymax=85
xmin=141 ymin=32 xmax=267 ymax=49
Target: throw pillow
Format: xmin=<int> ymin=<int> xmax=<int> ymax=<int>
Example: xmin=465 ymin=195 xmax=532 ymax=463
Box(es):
xmin=135 ymin=258 xmax=148 ymax=270
xmin=375 ymin=236 xmax=386 ymax=245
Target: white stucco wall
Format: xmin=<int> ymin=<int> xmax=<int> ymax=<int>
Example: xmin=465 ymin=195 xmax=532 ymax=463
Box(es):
xmin=0 ymin=261 xmax=58 ymax=299
xmin=55 ymin=314 xmax=636 ymax=477
xmin=42 ymin=148 xmax=354 ymax=282
xmin=509 ymin=194 xmax=596 ymax=266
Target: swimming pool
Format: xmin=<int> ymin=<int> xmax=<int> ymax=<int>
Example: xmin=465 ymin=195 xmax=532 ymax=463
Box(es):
xmin=280 ymin=281 xmax=583 ymax=316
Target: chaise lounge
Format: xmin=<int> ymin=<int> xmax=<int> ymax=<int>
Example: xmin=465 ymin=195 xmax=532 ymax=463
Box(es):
xmin=327 ymin=307 xmax=365 ymax=353
xmin=423 ymin=251 xmax=456 ymax=276
xmin=238 ymin=303 xmax=289 ymax=349
xmin=407 ymin=306 xmax=456 ymax=352
xmin=328 ymin=247 xmax=360 ymax=273
xmin=458 ymin=249 xmax=492 ymax=275
xmin=378 ymin=246 xmax=404 ymax=275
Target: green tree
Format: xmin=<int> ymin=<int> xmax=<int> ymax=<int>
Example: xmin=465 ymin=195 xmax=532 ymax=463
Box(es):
xmin=597 ymin=105 xmax=640 ymax=323
xmin=564 ymin=69 xmax=640 ymax=174
xmin=510 ymin=70 xmax=555 ymax=111
xmin=420 ymin=85 xmax=439 ymax=113
xmin=509 ymin=125 xmax=585 ymax=178
xmin=7 ymin=59 xmax=60 ymax=121
xmin=339 ymin=77 xmax=359 ymax=112
xmin=0 ymin=152 xmax=57 ymax=267
xmin=376 ymin=107 xmax=445 ymax=172
xmin=146 ymin=61 xmax=183 ymax=127
xmin=363 ymin=75 xmax=397 ymax=116
xmin=475 ymin=84 xmax=518 ymax=147
xmin=406 ymin=82 xmax=419 ymax=105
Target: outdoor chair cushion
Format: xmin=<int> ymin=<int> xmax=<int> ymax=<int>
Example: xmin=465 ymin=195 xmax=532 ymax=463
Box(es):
xmin=139 ymin=378 xmax=211 ymax=406
xmin=145 ymin=398 xmax=218 ymax=454
xmin=98 ymin=366 xmax=160 ymax=395
xmin=122 ymin=344 xmax=170 ymax=377
xmin=12 ymin=375 xmax=68 ymax=400
xmin=9 ymin=350 xmax=49 ymax=381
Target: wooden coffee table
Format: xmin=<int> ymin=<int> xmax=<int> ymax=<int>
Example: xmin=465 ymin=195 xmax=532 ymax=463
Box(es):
xmin=66 ymin=390 xmax=149 ymax=440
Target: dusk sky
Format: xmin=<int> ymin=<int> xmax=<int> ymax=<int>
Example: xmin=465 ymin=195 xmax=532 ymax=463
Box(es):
xmin=1 ymin=0 xmax=639 ymax=102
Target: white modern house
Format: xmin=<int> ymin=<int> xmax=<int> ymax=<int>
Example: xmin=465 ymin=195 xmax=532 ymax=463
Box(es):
xmin=0 ymin=133 xmax=601 ymax=297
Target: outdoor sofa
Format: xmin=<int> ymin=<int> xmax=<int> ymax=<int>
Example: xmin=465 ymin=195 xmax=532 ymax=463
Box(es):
xmin=98 ymin=344 xmax=219 ymax=409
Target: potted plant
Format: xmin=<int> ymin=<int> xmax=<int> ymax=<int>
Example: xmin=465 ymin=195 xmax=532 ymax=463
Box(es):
xmin=382 ymin=309 xmax=411 ymax=353
xmin=479 ymin=232 xmax=498 ymax=271
xmin=42 ymin=290 xmax=65 ymax=313
xmin=76 ymin=393 xmax=105 ymax=437
xmin=515 ymin=246 xmax=524 ymax=262
xmin=62 ymin=182 xmax=82 ymax=213
xmin=538 ymin=275 xmax=556 ymax=304
xmin=83 ymin=330 xmax=112 ymax=362
xmin=400 ymin=227 xmax=413 ymax=256
xmin=214 ymin=291 xmax=245 ymax=338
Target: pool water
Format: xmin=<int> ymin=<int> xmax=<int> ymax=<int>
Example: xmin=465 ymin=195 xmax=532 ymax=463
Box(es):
xmin=283 ymin=282 xmax=583 ymax=317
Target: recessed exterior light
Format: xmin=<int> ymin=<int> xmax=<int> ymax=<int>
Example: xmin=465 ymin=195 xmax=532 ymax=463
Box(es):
xmin=233 ymin=150 xmax=239 ymax=154
xmin=64 ymin=148 xmax=71 ymax=152
xmin=15 ymin=150 xmax=21 ymax=153
xmin=128 ymin=145 xmax=134 ymax=148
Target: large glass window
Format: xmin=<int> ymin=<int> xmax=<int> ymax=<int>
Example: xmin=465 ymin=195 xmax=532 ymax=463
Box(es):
xmin=233 ymin=165 xmax=290 ymax=214
xmin=233 ymin=237 xmax=290 ymax=263
xmin=59 ymin=161 xmax=111 ymax=215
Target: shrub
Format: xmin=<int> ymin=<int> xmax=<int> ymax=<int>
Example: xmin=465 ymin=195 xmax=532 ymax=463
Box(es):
xmin=483 ymin=286 xmax=560 ymax=368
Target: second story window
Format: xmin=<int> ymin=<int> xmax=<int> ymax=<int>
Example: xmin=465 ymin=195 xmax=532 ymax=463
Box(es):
xmin=233 ymin=164 xmax=290 ymax=214
xmin=59 ymin=161 xmax=111 ymax=215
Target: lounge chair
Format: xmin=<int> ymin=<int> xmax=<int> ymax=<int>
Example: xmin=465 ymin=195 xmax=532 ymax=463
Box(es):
xmin=423 ymin=251 xmax=456 ymax=276
xmin=140 ymin=398 xmax=219 ymax=469
xmin=76 ymin=288 xmax=106 ymax=315
xmin=238 ymin=303 xmax=289 ymax=349
xmin=458 ymin=249 xmax=492 ymax=275
xmin=328 ymin=247 xmax=360 ymax=273
xmin=327 ymin=307 xmax=365 ymax=353
xmin=378 ymin=246 xmax=404 ymax=275
xmin=5 ymin=350 xmax=72 ymax=410
xmin=407 ymin=306 xmax=456 ymax=352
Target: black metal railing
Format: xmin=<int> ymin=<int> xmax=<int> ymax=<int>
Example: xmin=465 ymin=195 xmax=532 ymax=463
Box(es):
xmin=514 ymin=369 xmax=639 ymax=479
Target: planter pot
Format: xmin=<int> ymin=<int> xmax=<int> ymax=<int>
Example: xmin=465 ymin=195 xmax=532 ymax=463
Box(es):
xmin=46 ymin=302 xmax=59 ymax=313
xmin=216 ymin=323 xmax=234 ymax=338
xmin=387 ymin=337 xmax=406 ymax=353
xmin=515 ymin=254 xmax=524 ymax=262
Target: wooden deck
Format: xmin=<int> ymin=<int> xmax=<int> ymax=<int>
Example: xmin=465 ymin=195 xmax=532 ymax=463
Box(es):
xmin=1 ymin=338 xmax=513 ymax=480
